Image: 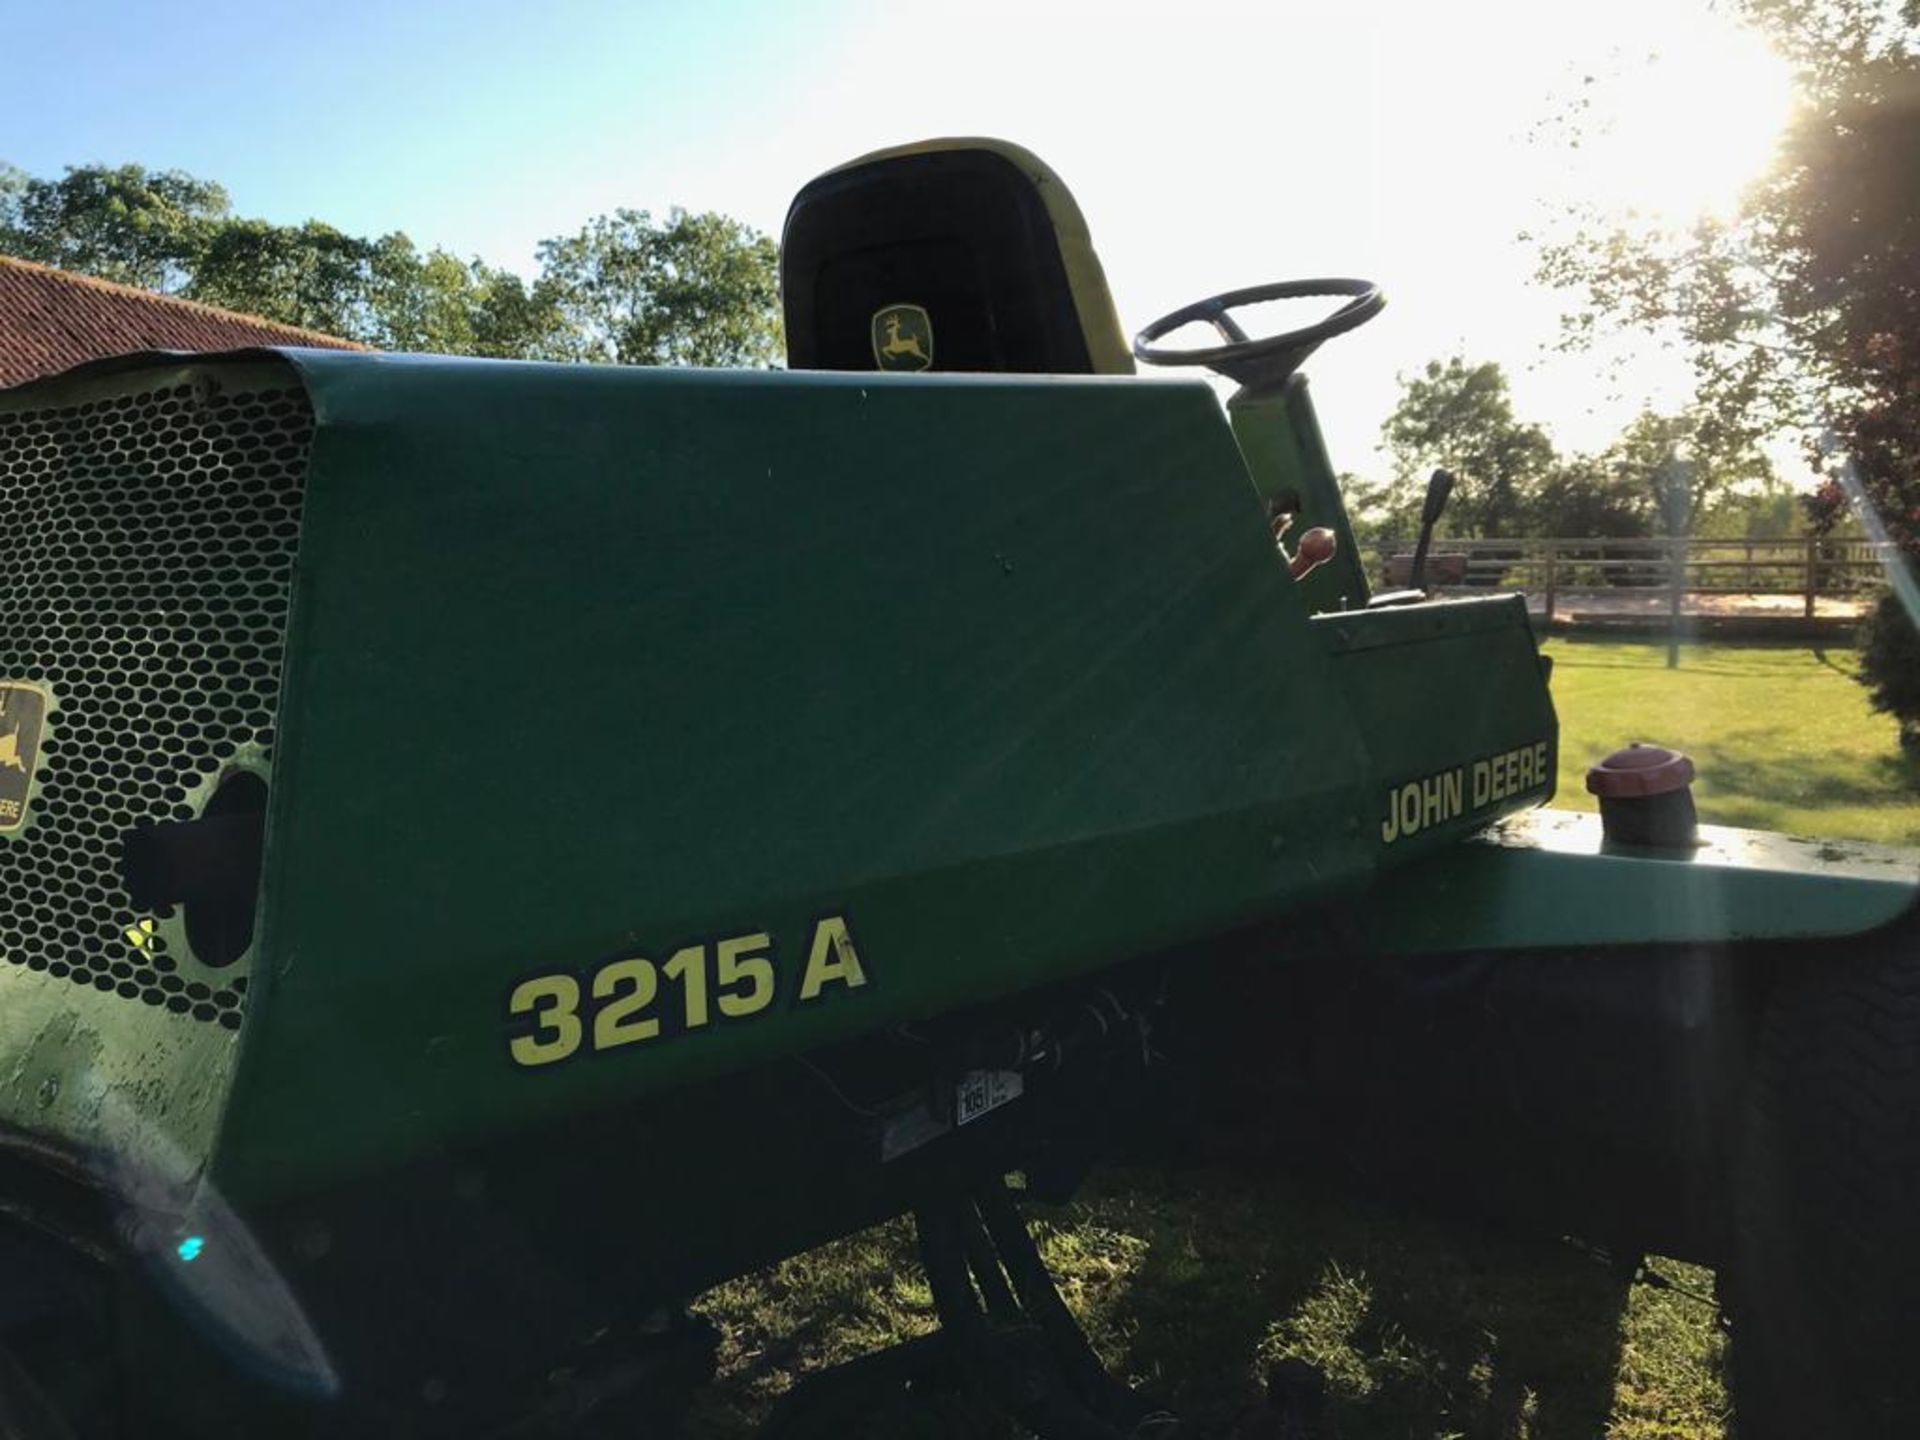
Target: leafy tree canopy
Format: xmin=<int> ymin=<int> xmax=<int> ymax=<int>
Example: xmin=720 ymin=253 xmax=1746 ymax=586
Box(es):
xmin=1368 ymin=356 xmax=1774 ymax=540
xmin=1533 ymin=0 xmax=1920 ymax=550
xmin=0 ymin=163 xmax=780 ymax=368
xmin=0 ymin=162 xmax=226 ymax=292
xmin=1380 ymin=357 xmax=1557 ymax=539
xmin=536 ymin=208 xmax=782 ymax=368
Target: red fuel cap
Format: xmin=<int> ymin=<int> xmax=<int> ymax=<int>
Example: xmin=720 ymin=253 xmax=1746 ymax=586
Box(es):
xmin=1586 ymin=743 xmax=1695 ymax=799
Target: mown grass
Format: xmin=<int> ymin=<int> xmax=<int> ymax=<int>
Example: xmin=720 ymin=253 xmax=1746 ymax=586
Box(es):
xmin=1542 ymin=637 xmax=1920 ymax=846
xmin=687 ymin=1170 xmax=1729 ymax=1439
xmin=685 ymin=639 xmax=1916 ymax=1439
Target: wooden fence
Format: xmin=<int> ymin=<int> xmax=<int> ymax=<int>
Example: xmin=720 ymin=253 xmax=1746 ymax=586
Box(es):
xmin=1372 ymin=536 xmax=1901 ymax=624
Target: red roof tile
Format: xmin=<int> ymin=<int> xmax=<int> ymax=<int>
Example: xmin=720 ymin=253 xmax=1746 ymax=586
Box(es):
xmin=0 ymin=254 xmax=365 ymax=389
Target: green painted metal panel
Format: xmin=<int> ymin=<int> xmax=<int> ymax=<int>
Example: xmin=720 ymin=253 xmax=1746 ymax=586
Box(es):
xmin=214 ymin=353 xmax=1384 ymax=1200
xmin=1316 ymin=595 xmax=1560 ymax=861
xmin=1228 ymin=376 xmax=1371 ymax=612
xmin=0 ymin=963 xmax=236 ymax=1188
xmin=0 ymin=349 xmax=1583 ymax=1212
xmin=1370 ymin=808 xmax=1919 ymax=954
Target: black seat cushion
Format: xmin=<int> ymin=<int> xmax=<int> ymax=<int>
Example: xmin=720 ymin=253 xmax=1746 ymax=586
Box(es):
xmin=782 ymin=143 xmax=1121 ymax=375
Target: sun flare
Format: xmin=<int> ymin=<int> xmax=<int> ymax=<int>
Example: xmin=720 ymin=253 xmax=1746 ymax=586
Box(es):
xmin=1571 ymin=19 xmax=1798 ymax=224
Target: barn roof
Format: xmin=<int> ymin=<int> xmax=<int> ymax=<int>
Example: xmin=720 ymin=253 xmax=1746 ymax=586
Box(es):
xmin=0 ymin=254 xmax=364 ymax=388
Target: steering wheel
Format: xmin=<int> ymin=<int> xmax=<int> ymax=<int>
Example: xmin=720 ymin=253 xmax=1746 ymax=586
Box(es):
xmin=1132 ymin=278 xmax=1384 ymax=392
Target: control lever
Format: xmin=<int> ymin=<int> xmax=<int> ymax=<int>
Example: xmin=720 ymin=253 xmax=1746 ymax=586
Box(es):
xmin=1268 ymin=498 xmax=1338 ymax=584
xmin=1288 ymin=527 xmax=1337 ymax=582
xmin=1408 ymin=468 xmax=1454 ymax=592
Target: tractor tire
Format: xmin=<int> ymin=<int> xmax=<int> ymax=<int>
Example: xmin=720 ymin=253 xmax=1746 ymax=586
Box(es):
xmin=1725 ymin=930 xmax=1920 ymax=1439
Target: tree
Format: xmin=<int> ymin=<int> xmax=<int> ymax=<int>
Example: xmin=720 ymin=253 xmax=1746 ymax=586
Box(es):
xmin=186 ymin=217 xmax=383 ymax=338
xmin=0 ymin=163 xmax=781 ymax=369
xmin=363 ymin=241 xmax=571 ymax=360
xmin=377 ymin=246 xmax=576 ymax=361
xmin=535 ymin=207 xmax=782 ymax=368
xmin=1606 ymin=410 xmax=1775 ymax=534
xmin=189 ymin=223 xmax=575 ymax=358
xmin=1533 ymin=0 xmax=1920 ymax=741
xmin=1341 ymin=471 xmax=1424 ymax=545
xmin=1509 ymin=410 xmax=1773 ymax=539
xmin=1380 ymin=357 xmax=1556 ymax=538
xmin=1530 ymin=453 xmax=1654 ymax=539
xmin=1860 ymin=591 xmax=1920 ymax=752
xmin=1697 ymin=471 xmax=1806 ymax=540
xmin=0 ymin=162 xmax=226 ymax=292
xmin=1371 ymin=359 xmax=1777 ymax=541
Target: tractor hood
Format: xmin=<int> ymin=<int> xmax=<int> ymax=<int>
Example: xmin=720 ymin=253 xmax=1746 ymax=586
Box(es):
xmin=0 ymin=347 xmax=1392 ymax=1210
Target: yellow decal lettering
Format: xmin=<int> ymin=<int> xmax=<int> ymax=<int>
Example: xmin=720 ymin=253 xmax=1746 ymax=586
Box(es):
xmin=1408 ymin=783 xmax=1426 ymax=837
xmin=508 ymin=975 xmax=583 ymax=1068
xmin=716 ymin=932 xmax=775 ymax=1018
xmin=591 ymin=957 xmax=661 ymax=1050
xmin=662 ymin=944 xmax=710 ymax=1030
xmin=1388 ymin=741 xmax=1552 ymax=846
xmin=799 ymin=915 xmax=867 ymax=1001
xmin=1383 ymin=765 xmax=1474 ymax=844
xmin=508 ymin=915 xmax=872 ymax=1068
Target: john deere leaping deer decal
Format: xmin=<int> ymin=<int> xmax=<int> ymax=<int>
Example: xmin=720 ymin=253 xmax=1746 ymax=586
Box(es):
xmin=0 ymin=681 xmax=50 ymax=836
xmin=871 ymin=304 xmax=934 ymax=372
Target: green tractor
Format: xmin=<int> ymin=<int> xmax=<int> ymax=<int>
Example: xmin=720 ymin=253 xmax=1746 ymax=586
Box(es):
xmin=0 ymin=139 xmax=1913 ymax=1439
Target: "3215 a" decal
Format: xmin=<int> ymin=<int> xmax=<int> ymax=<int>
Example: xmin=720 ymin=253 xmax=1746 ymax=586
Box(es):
xmin=505 ymin=914 xmax=868 ymax=1070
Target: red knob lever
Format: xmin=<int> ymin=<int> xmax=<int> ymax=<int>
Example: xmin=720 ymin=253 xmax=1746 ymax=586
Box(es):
xmin=1288 ymin=526 xmax=1337 ymax=582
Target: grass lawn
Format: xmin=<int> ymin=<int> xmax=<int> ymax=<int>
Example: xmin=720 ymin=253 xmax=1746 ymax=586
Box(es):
xmin=1543 ymin=637 xmax=1920 ymax=846
xmin=685 ymin=640 xmax=1917 ymax=1439
xmin=690 ymin=1171 xmax=1729 ymax=1439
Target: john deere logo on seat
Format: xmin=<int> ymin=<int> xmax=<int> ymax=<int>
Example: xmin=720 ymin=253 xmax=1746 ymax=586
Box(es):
xmin=0 ymin=681 xmax=49 ymax=836
xmin=872 ymin=304 xmax=933 ymax=372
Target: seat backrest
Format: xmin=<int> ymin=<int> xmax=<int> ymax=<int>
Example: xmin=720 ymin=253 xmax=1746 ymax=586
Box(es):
xmin=780 ymin=138 xmax=1134 ymax=376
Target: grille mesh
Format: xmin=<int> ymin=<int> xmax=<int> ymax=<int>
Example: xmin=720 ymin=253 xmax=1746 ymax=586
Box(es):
xmin=0 ymin=372 xmax=310 ymax=1027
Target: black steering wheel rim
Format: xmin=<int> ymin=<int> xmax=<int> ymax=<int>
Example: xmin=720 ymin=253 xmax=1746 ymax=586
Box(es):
xmin=1132 ymin=278 xmax=1384 ymax=388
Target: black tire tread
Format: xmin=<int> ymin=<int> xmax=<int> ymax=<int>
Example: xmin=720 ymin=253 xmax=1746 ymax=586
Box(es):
xmin=1727 ymin=927 xmax=1920 ymax=1439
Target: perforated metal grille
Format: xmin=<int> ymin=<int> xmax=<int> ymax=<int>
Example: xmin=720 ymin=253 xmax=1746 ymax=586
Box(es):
xmin=0 ymin=371 xmax=310 ymax=1027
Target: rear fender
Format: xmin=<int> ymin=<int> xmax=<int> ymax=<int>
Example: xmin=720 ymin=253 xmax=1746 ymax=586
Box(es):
xmin=1176 ymin=812 xmax=1917 ymax=1263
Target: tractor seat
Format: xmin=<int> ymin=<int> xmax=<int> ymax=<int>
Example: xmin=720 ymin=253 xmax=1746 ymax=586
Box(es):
xmin=780 ymin=138 xmax=1134 ymax=377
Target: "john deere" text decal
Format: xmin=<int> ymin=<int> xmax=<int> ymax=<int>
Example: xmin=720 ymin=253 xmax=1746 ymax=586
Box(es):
xmin=1380 ymin=740 xmax=1552 ymax=844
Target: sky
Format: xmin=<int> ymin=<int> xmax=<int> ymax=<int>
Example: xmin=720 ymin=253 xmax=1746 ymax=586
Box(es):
xmin=0 ymin=0 xmax=1797 ymax=475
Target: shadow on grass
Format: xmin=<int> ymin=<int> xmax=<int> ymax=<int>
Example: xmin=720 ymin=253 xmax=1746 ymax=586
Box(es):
xmin=1075 ymin=1167 xmax=1631 ymax=1440
xmin=1544 ymin=637 xmax=1863 ymax=682
xmin=690 ymin=1167 xmax=1639 ymax=1440
xmin=1692 ymin=736 xmax=1920 ymax=814
xmin=1548 ymin=652 xmax=1821 ymax=681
